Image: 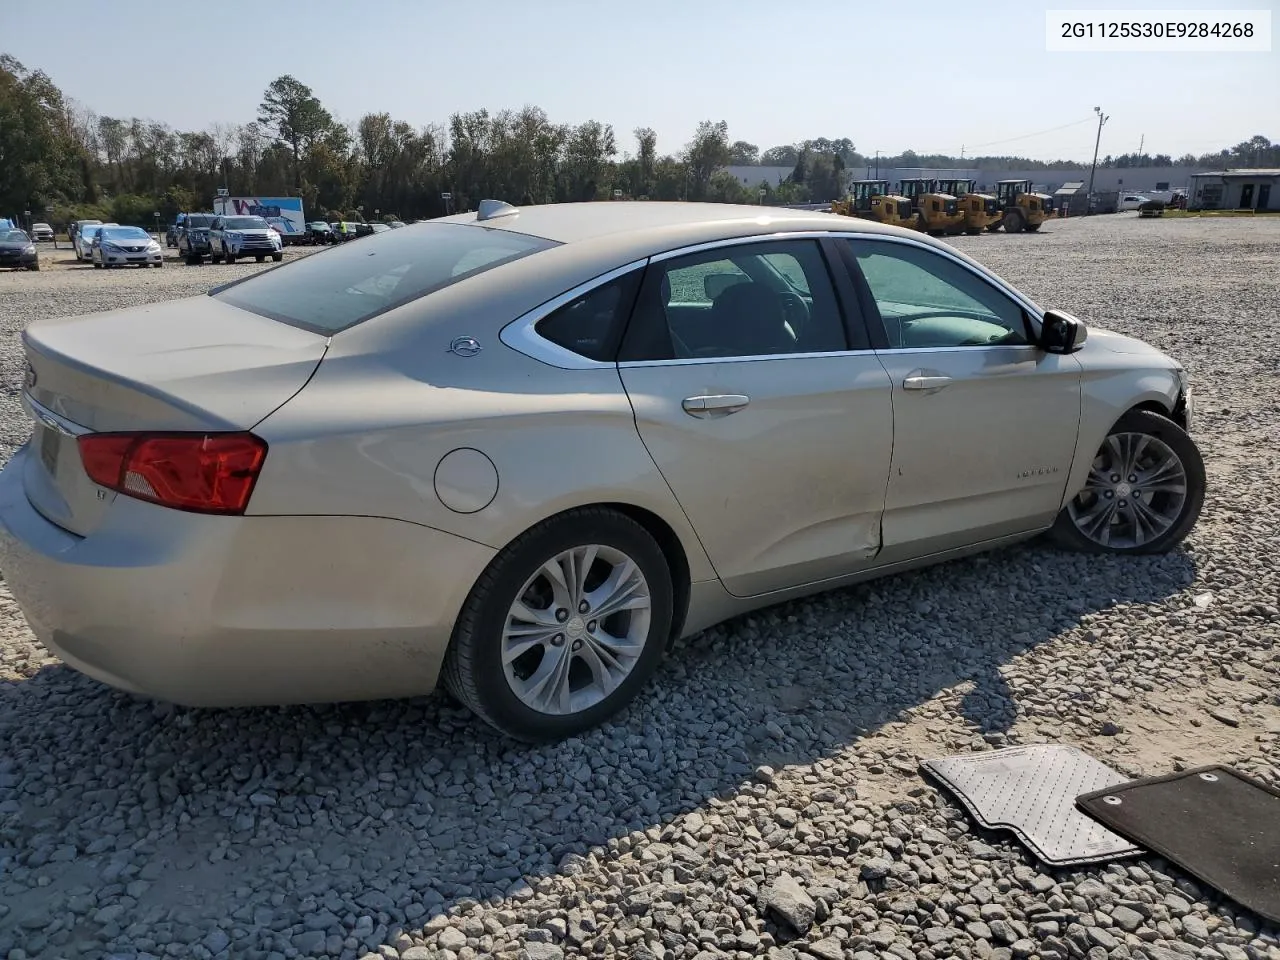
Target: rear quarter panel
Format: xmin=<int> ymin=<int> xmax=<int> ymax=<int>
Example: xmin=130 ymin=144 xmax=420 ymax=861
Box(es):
xmin=245 ymin=254 xmax=717 ymax=583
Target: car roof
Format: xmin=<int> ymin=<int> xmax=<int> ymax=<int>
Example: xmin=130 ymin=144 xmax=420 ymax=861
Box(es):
xmin=433 ymin=200 xmax=926 ymax=253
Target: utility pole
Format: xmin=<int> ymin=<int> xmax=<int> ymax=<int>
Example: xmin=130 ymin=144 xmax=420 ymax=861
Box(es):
xmin=1087 ymin=106 xmax=1109 ymax=211
xmin=1137 ymin=134 xmax=1144 ymax=162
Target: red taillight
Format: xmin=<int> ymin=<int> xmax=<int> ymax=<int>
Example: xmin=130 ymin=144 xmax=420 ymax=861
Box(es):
xmin=76 ymin=432 xmax=268 ymax=515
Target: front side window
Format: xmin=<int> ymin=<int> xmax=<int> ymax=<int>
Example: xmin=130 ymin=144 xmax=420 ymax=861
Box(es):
xmin=845 ymin=239 xmax=1030 ymax=348
xmin=213 ymin=222 xmax=557 ymax=335
xmin=621 ymin=239 xmax=848 ymax=361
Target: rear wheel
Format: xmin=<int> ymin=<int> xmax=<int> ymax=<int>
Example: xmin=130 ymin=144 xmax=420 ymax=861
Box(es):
xmin=965 ymin=227 xmax=982 ymax=235
xmin=1049 ymin=409 xmax=1205 ymax=554
xmin=986 ymin=221 xmax=1002 ymax=232
xmin=442 ymin=507 xmax=674 ymax=742
xmin=1025 ymin=222 xmax=1042 ymax=232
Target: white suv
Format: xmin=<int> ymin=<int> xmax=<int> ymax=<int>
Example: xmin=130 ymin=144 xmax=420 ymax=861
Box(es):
xmin=209 ymin=215 xmax=284 ymax=264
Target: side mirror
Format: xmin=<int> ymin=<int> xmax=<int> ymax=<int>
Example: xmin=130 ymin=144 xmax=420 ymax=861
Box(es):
xmin=1039 ymin=309 xmax=1088 ymax=354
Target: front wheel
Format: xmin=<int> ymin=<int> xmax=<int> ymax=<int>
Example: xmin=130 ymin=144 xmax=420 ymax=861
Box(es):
xmin=442 ymin=508 xmax=674 ymax=742
xmin=272 ymin=253 xmax=283 ymax=262
xmin=1049 ymin=409 xmax=1205 ymax=554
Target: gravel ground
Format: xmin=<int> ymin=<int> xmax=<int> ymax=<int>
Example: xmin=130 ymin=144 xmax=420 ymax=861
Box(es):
xmin=1 ymin=214 xmax=1278 ymax=960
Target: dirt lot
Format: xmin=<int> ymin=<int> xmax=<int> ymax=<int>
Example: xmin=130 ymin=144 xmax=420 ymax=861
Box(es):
xmin=1 ymin=214 xmax=1278 ymax=960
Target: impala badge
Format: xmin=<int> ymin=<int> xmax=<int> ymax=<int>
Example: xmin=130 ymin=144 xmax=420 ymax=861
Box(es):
xmin=449 ymin=337 xmax=482 ymax=358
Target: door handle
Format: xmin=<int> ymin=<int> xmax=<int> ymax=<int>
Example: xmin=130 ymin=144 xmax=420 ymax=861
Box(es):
xmin=682 ymin=394 xmax=750 ymax=418
xmin=902 ymin=375 xmax=953 ymax=392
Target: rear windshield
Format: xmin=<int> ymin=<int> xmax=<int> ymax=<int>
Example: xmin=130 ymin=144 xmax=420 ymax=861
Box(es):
xmin=212 ymin=222 xmax=557 ymax=335
xmin=223 ymin=216 xmax=269 ymax=230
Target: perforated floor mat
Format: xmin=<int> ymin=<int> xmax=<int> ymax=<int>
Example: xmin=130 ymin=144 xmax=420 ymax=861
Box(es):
xmin=1077 ymin=766 xmax=1280 ymax=923
xmin=920 ymin=744 xmax=1142 ymax=867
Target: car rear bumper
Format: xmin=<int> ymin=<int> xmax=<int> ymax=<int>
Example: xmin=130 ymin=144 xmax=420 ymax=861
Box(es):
xmin=0 ymin=445 xmax=495 ymax=707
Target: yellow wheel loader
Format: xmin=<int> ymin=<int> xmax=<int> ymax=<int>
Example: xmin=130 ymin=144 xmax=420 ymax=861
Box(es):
xmin=991 ymin=179 xmax=1055 ymax=233
xmin=831 ymin=180 xmax=915 ymax=227
xmin=897 ymin=179 xmax=966 ymax=235
xmin=935 ymin=178 xmax=1001 ymax=235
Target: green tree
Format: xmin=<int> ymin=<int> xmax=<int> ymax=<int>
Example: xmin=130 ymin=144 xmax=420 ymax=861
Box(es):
xmin=728 ymin=140 xmax=759 ymax=164
xmin=683 ymin=120 xmax=731 ymax=200
xmin=258 ymin=75 xmax=335 ymax=189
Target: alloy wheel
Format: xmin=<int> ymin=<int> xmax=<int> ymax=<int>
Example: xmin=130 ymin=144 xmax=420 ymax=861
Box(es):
xmin=501 ymin=544 xmax=651 ymax=716
xmin=1067 ymin=431 xmax=1188 ymax=549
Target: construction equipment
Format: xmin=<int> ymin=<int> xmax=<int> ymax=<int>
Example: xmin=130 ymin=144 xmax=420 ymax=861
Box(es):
xmin=935 ymin=178 xmax=1001 ymax=235
xmin=830 ymin=180 xmax=915 ymax=227
xmin=897 ymin=179 xmax=965 ymax=235
xmin=991 ymin=179 xmax=1055 ymax=233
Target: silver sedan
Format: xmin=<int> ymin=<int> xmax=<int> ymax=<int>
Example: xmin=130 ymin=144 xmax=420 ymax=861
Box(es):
xmin=0 ymin=201 xmax=1204 ymax=741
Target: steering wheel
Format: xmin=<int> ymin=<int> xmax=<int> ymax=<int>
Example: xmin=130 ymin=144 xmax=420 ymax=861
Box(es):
xmin=777 ymin=291 xmax=810 ymax=330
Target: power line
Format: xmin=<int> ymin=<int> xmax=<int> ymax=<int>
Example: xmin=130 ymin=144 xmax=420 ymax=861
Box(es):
xmin=964 ymin=116 xmax=1097 ymax=152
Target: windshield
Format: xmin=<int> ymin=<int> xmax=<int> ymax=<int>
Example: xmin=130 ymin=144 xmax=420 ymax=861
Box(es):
xmin=3 ymin=230 xmax=30 ymax=243
xmin=213 ymin=222 xmax=557 ymax=335
xmin=186 ymin=215 xmax=215 ymax=228
xmin=101 ymin=227 xmax=151 ymax=241
xmin=223 ymin=216 xmax=269 ymax=230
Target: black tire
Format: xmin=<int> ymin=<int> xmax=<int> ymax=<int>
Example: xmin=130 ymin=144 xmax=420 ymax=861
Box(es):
xmin=1003 ymin=209 xmax=1025 ymax=233
xmin=965 ymin=227 xmax=982 ymax=235
xmin=225 ymin=251 xmax=236 ymax=263
xmin=272 ymin=253 xmax=283 ymax=262
xmin=255 ymin=254 xmax=265 ymax=262
xmin=93 ymin=261 xmax=102 ymax=269
xmin=211 ymin=250 xmax=223 ymax=263
xmin=185 ymin=255 xmax=200 ymax=266
xmin=1048 ymin=408 xmax=1205 ymax=555
xmin=28 ymin=262 xmax=39 ymax=272
xmin=986 ymin=221 xmax=1002 ymax=232
xmin=1025 ymin=222 xmax=1042 ymax=232
xmin=442 ymin=507 xmax=674 ymax=742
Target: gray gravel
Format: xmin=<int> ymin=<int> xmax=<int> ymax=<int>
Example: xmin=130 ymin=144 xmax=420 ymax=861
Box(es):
xmin=2 ymin=215 xmax=1279 ymax=960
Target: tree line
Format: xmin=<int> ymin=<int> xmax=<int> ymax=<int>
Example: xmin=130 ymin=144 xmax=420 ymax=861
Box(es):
xmin=3 ymin=54 xmax=1277 ymax=228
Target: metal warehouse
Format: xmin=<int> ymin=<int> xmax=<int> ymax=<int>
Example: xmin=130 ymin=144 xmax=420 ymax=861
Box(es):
xmin=1188 ymin=169 xmax=1280 ymax=211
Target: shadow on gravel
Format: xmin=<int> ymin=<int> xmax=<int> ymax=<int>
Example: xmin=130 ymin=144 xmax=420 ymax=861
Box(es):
xmin=0 ymin=541 xmax=1197 ymax=958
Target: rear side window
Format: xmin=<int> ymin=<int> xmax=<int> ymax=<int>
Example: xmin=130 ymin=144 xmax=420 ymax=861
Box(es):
xmin=213 ymin=223 xmax=557 ymax=334
xmin=536 ymin=271 xmax=643 ymax=361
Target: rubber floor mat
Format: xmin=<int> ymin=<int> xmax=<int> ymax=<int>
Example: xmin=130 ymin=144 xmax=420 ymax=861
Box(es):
xmin=920 ymin=744 xmax=1142 ymax=866
xmin=1077 ymin=765 xmax=1280 ymax=923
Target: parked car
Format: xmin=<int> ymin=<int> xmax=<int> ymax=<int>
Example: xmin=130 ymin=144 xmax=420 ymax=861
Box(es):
xmin=177 ymin=213 xmax=218 ymax=264
xmin=0 ymin=228 xmax=39 ymax=270
xmin=209 ymin=215 xmax=284 ymax=263
xmin=1118 ymin=194 xmax=1151 ymax=212
xmin=74 ymin=223 xmax=119 ymax=261
xmin=388 ymin=220 xmax=407 ymax=229
xmin=91 ymin=225 xmax=164 ymax=268
xmin=370 ymin=222 xmax=391 ymax=234
xmin=304 ymin=221 xmax=336 ymax=244
xmin=0 ymin=201 xmax=1204 ymax=742
xmin=30 ymin=223 xmax=55 ymax=242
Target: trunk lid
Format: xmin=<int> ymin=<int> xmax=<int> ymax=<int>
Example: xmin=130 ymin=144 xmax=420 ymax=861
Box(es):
xmin=22 ymin=294 xmax=327 ymax=536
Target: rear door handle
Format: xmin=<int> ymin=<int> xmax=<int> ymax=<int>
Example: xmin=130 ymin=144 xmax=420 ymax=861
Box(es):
xmin=683 ymin=394 xmax=750 ymax=418
xmin=902 ymin=375 xmax=953 ymax=392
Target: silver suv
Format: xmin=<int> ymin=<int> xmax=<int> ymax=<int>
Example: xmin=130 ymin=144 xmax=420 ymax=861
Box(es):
xmin=209 ymin=215 xmax=283 ymax=264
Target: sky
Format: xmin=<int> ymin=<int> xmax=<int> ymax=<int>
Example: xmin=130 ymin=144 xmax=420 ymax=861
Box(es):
xmin=2 ymin=0 xmax=1277 ymax=163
